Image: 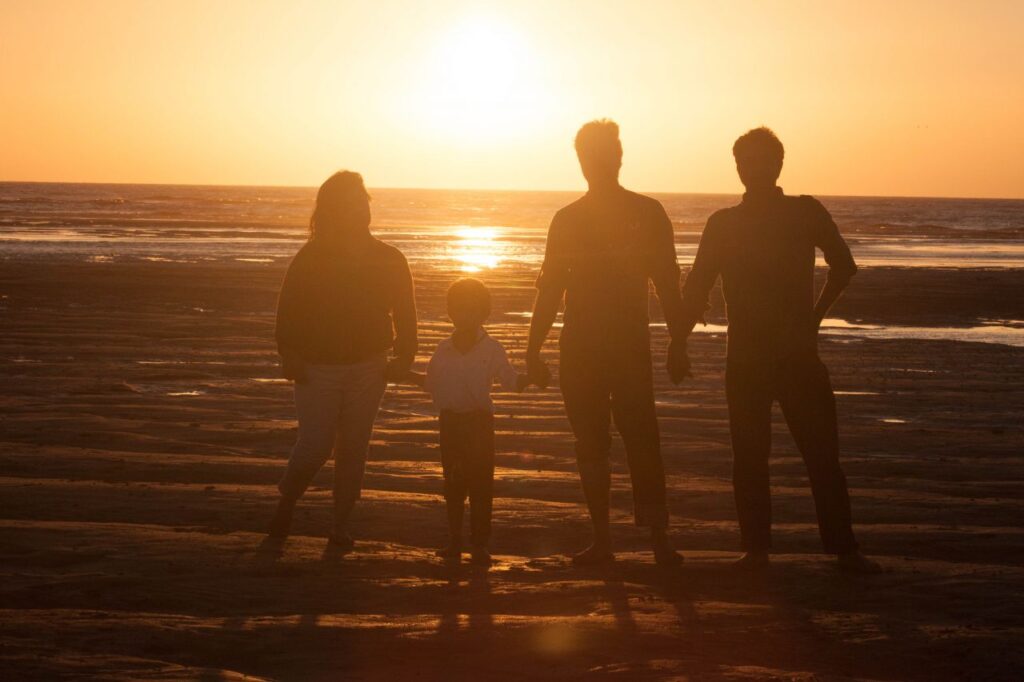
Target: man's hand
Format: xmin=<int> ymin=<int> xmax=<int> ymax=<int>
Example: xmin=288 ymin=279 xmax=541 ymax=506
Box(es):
xmin=526 ymin=354 xmax=551 ymax=389
xmin=666 ymin=338 xmax=692 ymax=384
xmin=516 ymin=373 xmax=531 ymax=392
xmin=281 ymin=355 xmax=307 ymax=384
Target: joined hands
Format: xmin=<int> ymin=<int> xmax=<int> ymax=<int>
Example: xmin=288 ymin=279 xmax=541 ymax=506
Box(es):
xmin=666 ymin=338 xmax=692 ymax=384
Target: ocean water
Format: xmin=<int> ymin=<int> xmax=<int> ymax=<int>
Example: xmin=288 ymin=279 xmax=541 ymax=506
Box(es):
xmin=2 ymin=181 xmax=1022 ymax=346
xmin=1 ymin=181 xmax=1022 ymax=267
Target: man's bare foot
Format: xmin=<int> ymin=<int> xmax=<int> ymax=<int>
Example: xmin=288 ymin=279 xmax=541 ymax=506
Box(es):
xmin=837 ymin=550 xmax=882 ymax=574
xmin=328 ymin=532 xmax=354 ymax=552
xmin=651 ymin=531 xmax=683 ymax=567
xmin=436 ymin=542 xmax=463 ymax=560
xmin=572 ymin=543 xmax=615 ymax=567
xmin=267 ymin=497 xmax=295 ymax=539
xmin=733 ymin=550 xmax=771 ymax=571
xmin=470 ymin=546 xmax=492 ymax=566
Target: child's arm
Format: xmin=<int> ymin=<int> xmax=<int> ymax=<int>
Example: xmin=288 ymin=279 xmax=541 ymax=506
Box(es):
xmin=405 ymin=369 xmax=427 ymax=388
xmin=492 ymin=344 xmax=529 ymax=393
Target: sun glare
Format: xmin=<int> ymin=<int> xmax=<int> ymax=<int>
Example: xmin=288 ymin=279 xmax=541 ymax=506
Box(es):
xmin=451 ymin=226 xmax=504 ymax=272
xmin=410 ymin=16 xmax=552 ymax=144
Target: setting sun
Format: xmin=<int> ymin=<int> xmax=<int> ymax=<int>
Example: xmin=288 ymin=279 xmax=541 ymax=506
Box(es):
xmin=408 ymin=16 xmax=553 ymax=144
xmin=1 ymin=1 xmax=1023 ymax=679
xmin=3 ymin=2 xmax=1022 ymax=196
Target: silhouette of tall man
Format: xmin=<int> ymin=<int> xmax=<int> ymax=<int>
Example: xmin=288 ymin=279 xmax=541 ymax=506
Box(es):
xmin=680 ymin=127 xmax=880 ymax=573
xmin=527 ymin=120 xmax=689 ymax=566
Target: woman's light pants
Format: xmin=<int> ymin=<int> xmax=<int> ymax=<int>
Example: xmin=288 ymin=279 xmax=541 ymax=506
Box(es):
xmin=278 ymin=356 xmax=387 ymax=512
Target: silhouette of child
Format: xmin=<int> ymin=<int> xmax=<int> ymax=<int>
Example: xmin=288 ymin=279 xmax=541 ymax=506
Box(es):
xmin=407 ymin=278 xmax=528 ymax=565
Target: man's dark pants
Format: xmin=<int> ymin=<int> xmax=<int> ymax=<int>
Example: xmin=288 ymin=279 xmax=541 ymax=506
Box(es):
xmin=439 ymin=410 xmax=495 ymax=546
xmin=559 ymin=343 xmax=669 ymax=528
xmin=725 ymin=352 xmax=857 ymax=553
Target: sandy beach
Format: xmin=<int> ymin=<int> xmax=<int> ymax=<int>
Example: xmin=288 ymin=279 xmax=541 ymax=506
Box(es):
xmin=5 ymin=0 xmax=1024 ymax=675
xmin=1 ymin=251 xmax=1022 ymax=680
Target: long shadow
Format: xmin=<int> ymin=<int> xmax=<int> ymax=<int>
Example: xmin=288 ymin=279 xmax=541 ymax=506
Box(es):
xmin=434 ymin=560 xmax=495 ymax=643
xmin=466 ymin=564 xmax=495 ymax=638
xmin=654 ymin=565 xmax=701 ymax=634
xmin=242 ymin=534 xmax=912 ymax=677
xmin=600 ymin=575 xmax=637 ymax=637
xmin=436 ymin=561 xmax=462 ymax=641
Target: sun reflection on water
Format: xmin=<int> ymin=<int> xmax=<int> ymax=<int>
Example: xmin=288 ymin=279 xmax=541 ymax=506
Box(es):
xmin=451 ymin=226 xmax=504 ymax=272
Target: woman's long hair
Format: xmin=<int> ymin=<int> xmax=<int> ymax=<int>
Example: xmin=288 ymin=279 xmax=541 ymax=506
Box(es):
xmin=309 ymin=171 xmax=371 ymax=243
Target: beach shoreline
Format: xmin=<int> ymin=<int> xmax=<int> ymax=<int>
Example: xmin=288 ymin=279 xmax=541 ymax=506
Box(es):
xmin=1 ymin=255 xmax=1022 ymax=679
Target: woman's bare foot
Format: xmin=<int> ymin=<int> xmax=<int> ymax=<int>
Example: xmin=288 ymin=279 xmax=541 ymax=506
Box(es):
xmin=436 ymin=542 xmax=463 ymax=560
xmin=572 ymin=542 xmax=615 ymax=567
xmin=837 ymin=550 xmax=882 ymax=574
xmin=470 ymin=545 xmax=492 ymax=566
xmin=651 ymin=529 xmax=683 ymax=567
xmin=733 ymin=550 xmax=771 ymax=571
xmin=267 ymin=497 xmax=296 ymax=539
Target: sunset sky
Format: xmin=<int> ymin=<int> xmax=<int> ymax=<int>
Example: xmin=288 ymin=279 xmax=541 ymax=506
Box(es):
xmin=2 ymin=1 xmax=1022 ymax=198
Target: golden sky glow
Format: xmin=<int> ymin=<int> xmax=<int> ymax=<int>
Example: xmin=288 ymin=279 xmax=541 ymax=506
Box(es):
xmin=2 ymin=1 xmax=1023 ymax=198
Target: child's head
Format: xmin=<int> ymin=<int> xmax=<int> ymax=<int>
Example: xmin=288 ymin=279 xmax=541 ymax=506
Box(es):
xmin=446 ymin=278 xmax=492 ymax=330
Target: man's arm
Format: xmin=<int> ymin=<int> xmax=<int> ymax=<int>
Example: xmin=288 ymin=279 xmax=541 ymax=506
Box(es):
xmin=649 ymin=203 xmax=690 ymax=383
xmin=525 ymin=213 xmax=568 ymax=388
xmin=649 ymin=203 xmax=687 ymax=341
xmin=663 ymin=213 xmax=726 ymax=382
xmin=388 ymin=253 xmax=418 ymax=380
xmin=679 ymin=213 xmax=724 ymax=336
xmin=807 ymin=197 xmax=857 ymax=327
xmin=525 ymin=287 xmax=560 ymax=388
xmin=812 ymin=275 xmax=852 ymax=326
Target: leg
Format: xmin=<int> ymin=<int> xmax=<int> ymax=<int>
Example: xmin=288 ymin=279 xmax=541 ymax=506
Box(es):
xmin=271 ymin=367 xmax=343 ymax=538
xmin=560 ymin=348 xmax=615 ymax=564
xmin=609 ymin=351 xmax=680 ymax=566
xmin=776 ymin=355 xmax=867 ymax=563
xmin=466 ymin=412 xmax=496 ymax=564
xmin=438 ymin=411 xmax=469 ymax=558
xmin=331 ymin=356 xmax=387 ymax=545
xmin=726 ymin=361 xmax=775 ymax=555
xmin=609 ymin=349 xmax=667 ymax=529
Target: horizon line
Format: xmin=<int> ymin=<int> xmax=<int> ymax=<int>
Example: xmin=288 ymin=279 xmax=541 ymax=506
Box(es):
xmin=1 ymin=178 xmax=1022 ymax=203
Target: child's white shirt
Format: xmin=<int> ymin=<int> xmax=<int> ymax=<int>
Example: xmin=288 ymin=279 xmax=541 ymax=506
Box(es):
xmin=424 ymin=329 xmax=518 ymax=413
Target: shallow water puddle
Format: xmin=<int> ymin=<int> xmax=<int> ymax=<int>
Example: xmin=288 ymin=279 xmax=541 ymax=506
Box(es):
xmin=676 ymin=319 xmax=1024 ymax=348
xmin=820 ymin=319 xmax=1024 ymax=347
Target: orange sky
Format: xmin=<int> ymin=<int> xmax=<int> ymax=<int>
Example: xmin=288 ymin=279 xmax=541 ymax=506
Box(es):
xmin=2 ymin=1 xmax=1023 ymax=198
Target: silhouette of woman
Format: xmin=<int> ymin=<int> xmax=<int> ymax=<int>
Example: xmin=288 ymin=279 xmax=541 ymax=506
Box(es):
xmin=268 ymin=171 xmax=417 ymax=549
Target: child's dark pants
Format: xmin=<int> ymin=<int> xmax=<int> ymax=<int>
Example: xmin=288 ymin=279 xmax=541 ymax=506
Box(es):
xmin=439 ymin=409 xmax=495 ymax=546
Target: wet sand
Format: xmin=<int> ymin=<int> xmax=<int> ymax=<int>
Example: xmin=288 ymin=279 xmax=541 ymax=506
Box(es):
xmin=1 ymin=257 xmax=1023 ymax=680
